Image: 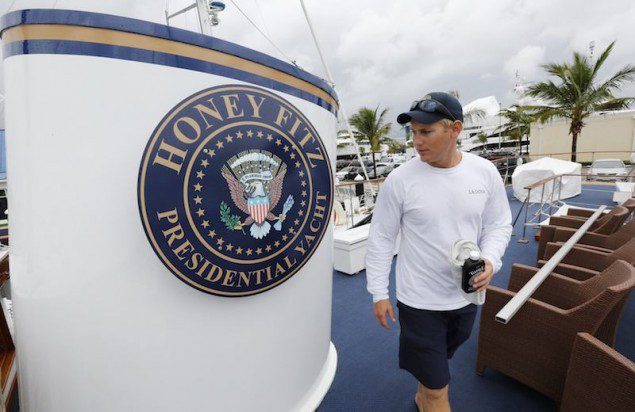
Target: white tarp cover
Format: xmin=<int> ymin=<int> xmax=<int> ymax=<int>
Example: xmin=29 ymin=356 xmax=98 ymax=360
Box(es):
xmin=512 ymin=157 xmax=582 ymax=202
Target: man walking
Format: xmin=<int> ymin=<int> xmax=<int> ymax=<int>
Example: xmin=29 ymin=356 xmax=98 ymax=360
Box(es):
xmin=366 ymin=92 xmax=512 ymax=411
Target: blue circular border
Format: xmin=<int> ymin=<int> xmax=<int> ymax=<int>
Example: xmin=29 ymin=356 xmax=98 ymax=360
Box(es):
xmin=138 ymin=85 xmax=334 ymax=297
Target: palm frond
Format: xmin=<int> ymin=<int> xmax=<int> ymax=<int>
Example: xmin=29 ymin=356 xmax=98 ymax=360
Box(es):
xmin=596 ymin=65 xmax=635 ymax=94
xmin=594 ymin=97 xmax=635 ymax=111
xmin=591 ymin=41 xmax=615 ymax=78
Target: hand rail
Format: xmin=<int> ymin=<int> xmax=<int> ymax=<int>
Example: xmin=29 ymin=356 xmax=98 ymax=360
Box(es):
xmin=523 ymin=171 xmax=635 ymax=191
xmin=530 ymin=150 xmax=634 ymax=158
xmin=495 ymin=205 xmax=607 ymax=324
xmin=524 ymin=175 xmax=560 ymax=190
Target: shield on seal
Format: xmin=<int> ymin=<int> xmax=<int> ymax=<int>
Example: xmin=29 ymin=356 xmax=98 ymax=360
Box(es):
xmin=248 ymin=196 xmax=270 ymax=224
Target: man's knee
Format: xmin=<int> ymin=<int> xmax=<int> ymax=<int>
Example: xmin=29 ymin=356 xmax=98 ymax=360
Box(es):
xmin=423 ymin=385 xmax=448 ymax=401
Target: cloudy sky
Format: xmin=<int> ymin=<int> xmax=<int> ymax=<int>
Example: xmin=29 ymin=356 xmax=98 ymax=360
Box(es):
xmin=203 ymin=0 xmax=635 ymax=135
xmin=2 ymin=0 xmax=635 ymax=137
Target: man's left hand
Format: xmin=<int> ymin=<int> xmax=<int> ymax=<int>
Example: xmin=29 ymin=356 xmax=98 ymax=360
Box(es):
xmin=472 ymin=258 xmax=493 ymax=291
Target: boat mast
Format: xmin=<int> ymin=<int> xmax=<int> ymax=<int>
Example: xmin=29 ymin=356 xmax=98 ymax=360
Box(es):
xmin=299 ymin=0 xmax=374 ymax=189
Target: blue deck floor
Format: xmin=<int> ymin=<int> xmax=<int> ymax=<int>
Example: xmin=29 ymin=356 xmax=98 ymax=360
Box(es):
xmin=320 ymin=184 xmax=633 ymax=411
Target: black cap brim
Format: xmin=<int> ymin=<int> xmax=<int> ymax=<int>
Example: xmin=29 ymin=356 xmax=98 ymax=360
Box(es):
xmin=397 ymin=110 xmax=446 ymax=125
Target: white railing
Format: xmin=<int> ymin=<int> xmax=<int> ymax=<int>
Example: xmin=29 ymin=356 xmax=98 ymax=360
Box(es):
xmin=334 ymin=178 xmax=385 ymax=228
xmin=496 ymin=205 xmax=606 ymax=324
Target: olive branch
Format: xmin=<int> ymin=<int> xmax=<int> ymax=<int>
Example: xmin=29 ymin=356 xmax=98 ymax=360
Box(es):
xmin=220 ymin=202 xmax=241 ymax=230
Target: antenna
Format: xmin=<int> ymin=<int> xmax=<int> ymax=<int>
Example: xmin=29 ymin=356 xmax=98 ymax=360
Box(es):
xmin=513 ymin=70 xmax=524 ymax=94
xmin=589 ymin=40 xmax=595 ymax=59
xmin=207 ymin=1 xmax=226 ymax=27
xmin=165 ymin=1 xmax=225 ymax=35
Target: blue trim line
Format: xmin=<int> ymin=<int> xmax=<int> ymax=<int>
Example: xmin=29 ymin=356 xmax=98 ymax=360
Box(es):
xmin=0 ymin=8 xmax=338 ymax=104
xmin=3 ymin=40 xmax=336 ymax=114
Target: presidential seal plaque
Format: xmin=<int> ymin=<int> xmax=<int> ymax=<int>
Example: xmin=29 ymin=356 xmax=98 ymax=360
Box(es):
xmin=138 ymin=85 xmax=333 ymax=296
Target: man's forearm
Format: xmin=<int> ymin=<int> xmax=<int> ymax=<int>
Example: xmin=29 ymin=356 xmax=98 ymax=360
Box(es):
xmin=480 ymin=224 xmax=512 ymax=273
xmin=366 ymin=239 xmax=395 ymax=301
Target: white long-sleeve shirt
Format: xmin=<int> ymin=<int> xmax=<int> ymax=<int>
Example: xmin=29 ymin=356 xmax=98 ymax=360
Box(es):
xmin=366 ymin=153 xmax=512 ymax=310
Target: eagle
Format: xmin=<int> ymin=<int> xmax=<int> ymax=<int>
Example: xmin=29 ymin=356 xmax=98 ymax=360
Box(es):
xmin=221 ymin=168 xmax=286 ymax=239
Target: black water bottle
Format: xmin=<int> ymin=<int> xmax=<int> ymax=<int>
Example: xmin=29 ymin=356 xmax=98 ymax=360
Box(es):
xmin=462 ymin=251 xmax=485 ymax=293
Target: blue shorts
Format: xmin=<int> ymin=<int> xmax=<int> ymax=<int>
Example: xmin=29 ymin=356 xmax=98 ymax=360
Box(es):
xmin=397 ymin=301 xmax=477 ymax=389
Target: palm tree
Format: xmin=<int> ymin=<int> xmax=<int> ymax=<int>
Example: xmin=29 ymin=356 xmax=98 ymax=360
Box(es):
xmin=497 ymin=105 xmax=536 ymax=155
xmin=524 ymin=41 xmax=635 ymax=162
xmin=349 ymin=106 xmax=392 ymax=177
xmin=476 ymin=133 xmax=488 ymax=154
xmin=387 ymin=139 xmax=406 ymax=154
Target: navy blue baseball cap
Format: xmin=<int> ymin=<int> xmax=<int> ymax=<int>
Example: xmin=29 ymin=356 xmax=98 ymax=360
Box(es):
xmin=397 ymin=92 xmax=464 ymax=125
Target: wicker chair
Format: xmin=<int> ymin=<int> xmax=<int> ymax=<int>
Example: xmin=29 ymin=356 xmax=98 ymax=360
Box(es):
xmin=566 ymin=198 xmax=635 ymax=219
xmin=548 ymin=205 xmax=629 ymax=236
xmin=536 ymin=238 xmax=635 ymax=280
xmin=566 ymin=207 xmax=607 ymax=218
xmin=476 ymin=260 xmax=635 ymax=402
xmin=508 ymin=260 xmax=634 ymax=346
xmin=626 ymin=197 xmax=635 ymax=217
xmin=561 ymin=333 xmax=635 ymax=412
xmin=537 ymin=219 xmax=635 ymax=259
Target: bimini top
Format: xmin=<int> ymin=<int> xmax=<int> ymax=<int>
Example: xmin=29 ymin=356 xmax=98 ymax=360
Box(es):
xmin=0 ymin=8 xmax=339 ymax=115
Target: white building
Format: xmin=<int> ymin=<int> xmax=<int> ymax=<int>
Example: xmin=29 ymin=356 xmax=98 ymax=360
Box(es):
xmin=529 ymin=109 xmax=635 ymax=163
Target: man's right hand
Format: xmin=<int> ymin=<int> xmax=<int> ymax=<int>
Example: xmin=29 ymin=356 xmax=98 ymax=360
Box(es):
xmin=373 ymin=299 xmax=396 ymax=330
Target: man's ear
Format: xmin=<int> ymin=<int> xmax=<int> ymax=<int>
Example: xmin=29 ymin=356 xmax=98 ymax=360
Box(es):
xmin=452 ymin=121 xmax=463 ymax=136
